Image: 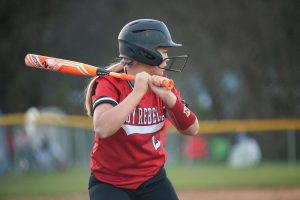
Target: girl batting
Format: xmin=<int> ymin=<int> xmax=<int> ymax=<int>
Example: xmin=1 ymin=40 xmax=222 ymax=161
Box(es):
xmin=85 ymin=19 xmax=199 ymax=200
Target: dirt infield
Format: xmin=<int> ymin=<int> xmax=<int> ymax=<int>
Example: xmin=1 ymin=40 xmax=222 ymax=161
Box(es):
xmin=178 ymin=188 xmax=300 ymax=200
xmin=2 ymin=188 xmax=300 ymax=200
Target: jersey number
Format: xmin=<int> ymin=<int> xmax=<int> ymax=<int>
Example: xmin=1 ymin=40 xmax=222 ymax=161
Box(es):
xmin=152 ymin=136 xmax=160 ymax=150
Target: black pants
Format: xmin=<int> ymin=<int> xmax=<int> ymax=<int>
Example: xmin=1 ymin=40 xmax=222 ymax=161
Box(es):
xmin=88 ymin=167 xmax=179 ymax=200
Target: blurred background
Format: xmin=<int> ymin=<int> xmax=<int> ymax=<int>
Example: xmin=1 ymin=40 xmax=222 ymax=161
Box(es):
xmin=0 ymin=0 xmax=299 ymax=199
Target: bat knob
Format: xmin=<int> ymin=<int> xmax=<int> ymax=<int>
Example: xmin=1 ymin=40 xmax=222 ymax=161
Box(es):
xmin=96 ymin=69 xmax=110 ymax=76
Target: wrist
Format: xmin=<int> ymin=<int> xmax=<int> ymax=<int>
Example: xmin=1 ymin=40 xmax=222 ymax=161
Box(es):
xmin=131 ymin=89 xmax=145 ymax=100
xmin=162 ymin=91 xmax=177 ymax=108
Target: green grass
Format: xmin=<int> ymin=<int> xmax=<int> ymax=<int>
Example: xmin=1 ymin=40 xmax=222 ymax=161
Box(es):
xmin=167 ymin=163 xmax=300 ymax=189
xmin=0 ymin=168 xmax=90 ymax=197
xmin=0 ymin=163 xmax=300 ymax=197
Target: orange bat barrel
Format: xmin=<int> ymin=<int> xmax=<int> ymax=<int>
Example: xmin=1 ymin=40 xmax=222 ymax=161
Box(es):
xmin=57 ymin=63 xmax=98 ymax=76
xmin=25 ymin=54 xmax=98 ymax=76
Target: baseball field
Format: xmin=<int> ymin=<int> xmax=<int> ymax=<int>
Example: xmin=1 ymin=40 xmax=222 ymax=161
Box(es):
xmin=1 ymin=163 xmax=300 ymax=200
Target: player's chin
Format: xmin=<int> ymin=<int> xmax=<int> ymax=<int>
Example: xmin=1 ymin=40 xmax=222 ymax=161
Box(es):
xmin=152 ymin=68 xmax=164 ymax=76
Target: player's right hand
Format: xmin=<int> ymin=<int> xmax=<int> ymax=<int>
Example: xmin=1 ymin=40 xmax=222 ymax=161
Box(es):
xmin=133 ymin=72 xmax=150 ymax=95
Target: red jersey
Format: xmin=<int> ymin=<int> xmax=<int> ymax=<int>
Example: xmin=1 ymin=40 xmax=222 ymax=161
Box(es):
xmin=90 ymin=69 xmax=181 ymax=190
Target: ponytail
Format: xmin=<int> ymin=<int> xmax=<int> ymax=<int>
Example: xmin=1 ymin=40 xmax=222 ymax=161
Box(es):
xmin=85 ymin=77 xmax=98 ymax=118
xmin=84 ymin=62 xmax=125 ymax=117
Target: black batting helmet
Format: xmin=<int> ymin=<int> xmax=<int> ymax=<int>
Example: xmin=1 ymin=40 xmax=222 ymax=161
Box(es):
xmin=118 ymin=19 xmax=188 ymax=72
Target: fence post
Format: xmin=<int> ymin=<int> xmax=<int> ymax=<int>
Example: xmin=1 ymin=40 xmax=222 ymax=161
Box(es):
xmin=287 ymin=130 xmax=296 ymax=165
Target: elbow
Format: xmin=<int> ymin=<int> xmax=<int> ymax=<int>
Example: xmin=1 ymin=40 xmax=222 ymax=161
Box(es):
xmin=95 ymin=131 xmax=110 ymax=139
xmin=181 ymin=119 xmax=199 ymax=136
xmin=192 ymin=118 xmax=200 ymax=135
xmin=187 ymin=124 xmax=199 ymax=136
xmin=94 ymin=125 xmax=114 ymax=139
xmin=191 ymin=127 xmax=199 ymax=136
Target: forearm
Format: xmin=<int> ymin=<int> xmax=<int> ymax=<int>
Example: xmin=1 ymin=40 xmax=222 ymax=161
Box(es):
xmin=166 ymin=97 xmax=199 ymax=136
xmin=179 ymin=118 xmax=199 ymax=136
xmin=94 ymin=90 xmax=144 ymax=138
xmin=160 ymin=91 xmax=177 ymax=108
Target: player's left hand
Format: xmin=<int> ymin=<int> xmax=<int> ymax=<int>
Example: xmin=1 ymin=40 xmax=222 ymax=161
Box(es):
xmin=149 ymin=75 xmax=177 ymax=108
xmin=149 ymin=75 xmax=169 ymax=94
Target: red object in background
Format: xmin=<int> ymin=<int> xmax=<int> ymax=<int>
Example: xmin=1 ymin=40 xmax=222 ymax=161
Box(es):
xmin=183 ymin=136 xmax=208 ymax=160
xmin=6 ymin=128 xmax=14 ymax=160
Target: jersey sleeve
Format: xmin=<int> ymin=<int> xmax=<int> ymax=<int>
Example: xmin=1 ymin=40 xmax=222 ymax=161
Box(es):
xmin=166 ymin=87 xmax=196 ymax=130
xmin=92 ymin=77 xmax=119 ymax=112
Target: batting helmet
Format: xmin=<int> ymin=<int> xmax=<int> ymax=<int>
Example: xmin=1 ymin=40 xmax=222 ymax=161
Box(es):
xmin=118 ymin=19 xmax=188 ymax=72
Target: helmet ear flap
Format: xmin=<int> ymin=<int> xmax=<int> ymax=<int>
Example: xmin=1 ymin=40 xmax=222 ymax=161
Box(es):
xmin=119 ymin=40 xmax=163 ymax=66
xmin=127 ymin=46 xmax=136 ymax=57
xmin=139 ymin=49 xmax=163 ymax=66
xmin=119 ymin=41 xmax=135 ymax=58
xmin=140 ymin=50 xmax=156 ymax=61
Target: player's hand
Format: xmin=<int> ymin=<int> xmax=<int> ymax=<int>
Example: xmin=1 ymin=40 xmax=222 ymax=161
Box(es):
xmin=149 ymin=75 xmax=177 ymax=107
xmin=133 ymin=72 xmax=150 ymax=95
xmin=149 ymin=75 xmax=169 ymax=94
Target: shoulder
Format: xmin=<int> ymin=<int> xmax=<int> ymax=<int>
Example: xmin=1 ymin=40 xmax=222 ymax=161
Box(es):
xmin=95 ymin=75 xmax=123 ymax=89
xmin=92 ymin=76 xmax=122 ymax=109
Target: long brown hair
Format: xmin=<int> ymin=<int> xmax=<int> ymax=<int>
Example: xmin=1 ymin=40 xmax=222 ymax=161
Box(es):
xmin=84 ymin=59 xmax=134 ymax=117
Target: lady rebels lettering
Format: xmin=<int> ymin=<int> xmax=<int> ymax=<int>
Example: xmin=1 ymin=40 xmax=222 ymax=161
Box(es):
xmin=125 ymin=107 xmax=165 ymax=125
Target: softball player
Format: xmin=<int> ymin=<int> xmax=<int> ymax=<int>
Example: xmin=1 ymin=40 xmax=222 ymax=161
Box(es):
xmin=85 ymin=19 xmax=199 ymax=200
